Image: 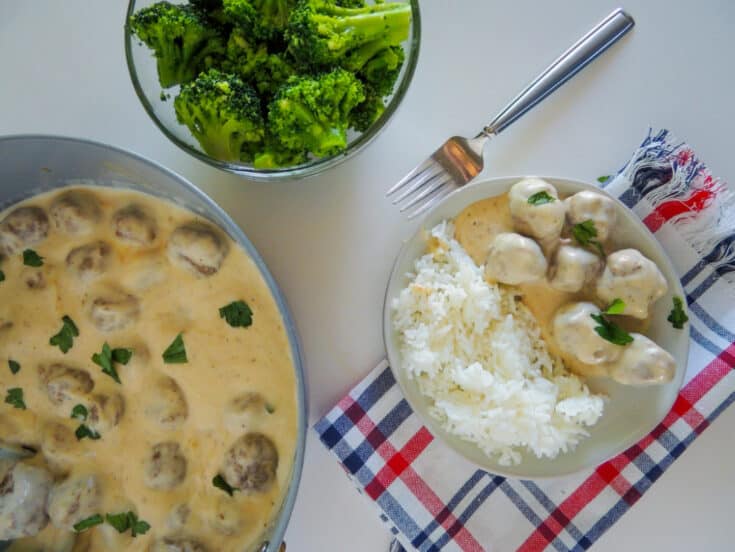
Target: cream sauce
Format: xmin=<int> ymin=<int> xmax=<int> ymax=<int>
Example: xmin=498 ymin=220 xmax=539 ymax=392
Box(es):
xmin=0 ymin=187 xmax=298 ymax=551
xmin=453 ymin=193 xmax=649 ymax=379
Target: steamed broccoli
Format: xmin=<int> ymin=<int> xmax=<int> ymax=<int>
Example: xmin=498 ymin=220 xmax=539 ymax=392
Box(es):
xmin=174 ymin=69 xmax=265 ymax=161
xmin=131 ymin=0 xmax=412 ymax=166
xmin=358 ymin=44 xmax=404 ymax=96
xmin=129 ymin=1 xmax=225 ymax=88
xmin=253 ymin=136 xmax=307 ymax=168
xmin=286 ymin=0 xmax=411 ymax=68
xmin=222 ymin=0 xmax=295 ymax=41
xmin=223 ymin=29 xmax=296 ymax=98
xmin=267 ymin=68 xmax=364 ymax=157
xmin=222 ymin=29 xmax=270 ymax=78
xmin=348 ymin=85 xmax=385 ymax=132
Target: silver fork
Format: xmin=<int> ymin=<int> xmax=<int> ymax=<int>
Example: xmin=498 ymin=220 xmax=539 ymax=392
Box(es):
xmin=387 ymin=8 xmax=635 ymax=219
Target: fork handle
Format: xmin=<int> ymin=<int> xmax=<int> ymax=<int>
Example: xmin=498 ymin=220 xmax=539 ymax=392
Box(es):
xmin=481 ymin=8 xmax=634 ymax=136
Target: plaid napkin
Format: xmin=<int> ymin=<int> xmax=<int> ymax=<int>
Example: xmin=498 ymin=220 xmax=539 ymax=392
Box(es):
xmin=314 ymin=129 xmax=735 ymax=552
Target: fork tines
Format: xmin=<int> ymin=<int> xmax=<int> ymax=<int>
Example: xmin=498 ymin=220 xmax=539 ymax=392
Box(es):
xmin=386 ymin=156 xmax=455 ymax=220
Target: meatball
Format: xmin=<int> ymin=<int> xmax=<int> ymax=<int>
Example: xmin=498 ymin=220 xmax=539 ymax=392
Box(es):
xmin=47 ymin=474 xmax=102 ymax=530
xmin=168 ymin=222 xmax=228 ymax=277
xmin=596 ymin=249 xmax=668 ymax=319
xmin=88 ymin=288 xmax=140 ymax=331
xmin=223 ymin=392 xmax=270 ymax=432
xmin=209 ymin=495 xmax=243 ymax=536
xmin=41 ymin=422 xmax=78 ymax=471
xmin=485 ymin=232 xmax=547 ymax=285
xmin=0 ymin=206 xmax=49 ymax=255
xmin=565 ymin=190 xmax=617 ymax=243
xmin=548 ymin=244 xmax=602 ymax=293
xmin=552 ymin=302 xmax=623 ymax=365
xmin=39 ymin=364 xmax=94 ymax=406
xmin=86 ymin=393 xmax=125 ymax=433
xmin=508 ymin=178 xmax=567 ymax=241
xmin=112 ymin=205 xmax=157 ymax=246
xmin=149 ymin=537 xmax=209 ymax=552
xmin=23 ymin=267 xmax=47 ymax=290
xmin=49 ymin=191 xmax=101 ymax=235
xmin=66 ymin=241 xmax=112 ymax=281
xmin=221 ymin=433 xmax=278 ymax=494
xmin=144 ymin=377 xmax=189 ymax=429
xmin=0 ymin=460 xmax=53 ymax=539
xmin=166 ymin=504 xmax=191 ymax=531
xmin=608 ymin=333 xmax=676 ymax=385
xmin=144 ymin=442 xmax=187 ymax=490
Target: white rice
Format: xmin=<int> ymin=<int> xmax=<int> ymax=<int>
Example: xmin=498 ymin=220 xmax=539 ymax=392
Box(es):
xmin=391 ymin=222 xmax=604 ymax=466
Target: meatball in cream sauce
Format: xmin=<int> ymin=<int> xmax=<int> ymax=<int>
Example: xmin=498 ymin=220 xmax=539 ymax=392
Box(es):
xmin=453 ymin=179 xmax=676 ymax=386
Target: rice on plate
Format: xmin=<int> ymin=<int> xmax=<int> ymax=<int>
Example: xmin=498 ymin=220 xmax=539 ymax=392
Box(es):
xmin=391 ymin=222 xmax=604 ymax=466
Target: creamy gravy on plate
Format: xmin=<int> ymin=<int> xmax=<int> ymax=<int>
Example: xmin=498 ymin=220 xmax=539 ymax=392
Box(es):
xmin=0 ymin=186 xmax=297 ymax=551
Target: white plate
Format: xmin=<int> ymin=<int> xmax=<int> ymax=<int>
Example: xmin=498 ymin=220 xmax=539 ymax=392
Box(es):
xmin=383 ymin=176 xmax=689 ymax=479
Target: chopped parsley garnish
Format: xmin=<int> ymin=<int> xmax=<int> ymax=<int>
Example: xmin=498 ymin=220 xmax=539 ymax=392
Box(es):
xmin=106 ymin=511 xmax=150 ymax=537
xmin=71 ymin=404 xmax=99 ymax=440
xmin=112 ymin=347 xmax=133 ymax=365
xmin=597 ymin=175 xmax=611 ymax=183
xmin=603 ymin=298 xmax=626 ymax=315
xmin=71 ymin=404 xmax=88 ymax=422
xmin=571 ymin=220 xmax=606 ymax=257
xmin=92 ymin=343 xmax=132 ymax=384
xmin=162 ymin=333 xmax=187 ymax=364
xmin=219 ymin=300 xmax=253 ymax=328
xmin=73 ymin=514 xmax=104 ymax=532
xmin=527 ymin=191 xmax=556 ymax=205
xmin=22 ymin=249 xmax=44 ymax=267
xmin=590 ymin=313 xmax=634 ymax=346
xmin=667 ymin=296 xmax=689 ymax=329
xmin=0 ymin=269 xmax=4 ymax=282
xmin=8 ymin=359 xmax=20 ymax=375
xmin=75 ymin=424 xmax=100 ymax=441
xmin=212 ymin=474 xmax=235 ymax=496
xmin=4 ymin=387 xmax=26 ymax=410
xmin=49 ymin=315 xmax=79 ymax=354
xmin=105 ymin=512 xmax=130 ymax=533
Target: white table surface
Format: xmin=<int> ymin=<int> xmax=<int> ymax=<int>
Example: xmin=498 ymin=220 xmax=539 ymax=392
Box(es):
xmin=1 ymin=1 xmax=732 ymax=550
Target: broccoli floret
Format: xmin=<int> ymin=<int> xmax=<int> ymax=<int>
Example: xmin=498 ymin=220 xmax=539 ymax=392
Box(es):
xmin=358 ymin=44 xmax=404 ymax=96
xmin=286 ymin=0 xmax=411 ymax=68
xmin=129 ymin=1 xmax=226 ymax=88
xmin=254 ymin=51 xmax=297 ymax=97
xmin=222 ymin=29 xmax=270 ymax=78
xmin=174 ymin=69 xmax=265 ymax=162
xmin=253 ymin=135 xmax=307 ymax=168
xmin=222 ymin=29 xmax=295 ymax=98
xmin=222 ymin=0 xmax=296 ymax=41
xmin=189 ymin=0 xmax=232 ymax=26
xmin=267 ymin=68 xmax=364 ymax=157
xmin=348 ymin=85 xmax=385 ymax=132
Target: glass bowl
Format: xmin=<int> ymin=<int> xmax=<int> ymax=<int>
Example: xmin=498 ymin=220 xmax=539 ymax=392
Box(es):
xmin=124 ymin=0 xmax=421 ymax=180
xmin=0 ymin=135 xmax=307 ymax=552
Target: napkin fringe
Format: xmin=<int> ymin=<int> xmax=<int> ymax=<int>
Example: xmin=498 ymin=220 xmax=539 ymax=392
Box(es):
xmin=619 ymin=128 xmax=735 ymax=284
